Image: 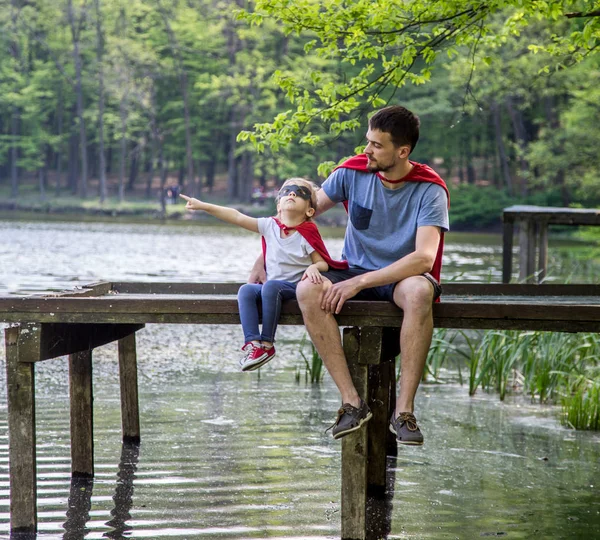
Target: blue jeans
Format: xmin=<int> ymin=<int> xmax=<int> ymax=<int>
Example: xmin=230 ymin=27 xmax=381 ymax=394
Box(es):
xmin=237 ymin=281 xmax=298 ymax=344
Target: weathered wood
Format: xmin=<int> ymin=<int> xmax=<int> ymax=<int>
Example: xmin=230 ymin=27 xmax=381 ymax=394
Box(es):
xmin=538 ymin=223 xmax=548 ymax=282
xmin=118 ymin=333 xmax=141 ymax=443
xmin=503 ymin=205 xmax=600 ymax=225
xmin=18 ymin=323 xmax=144 ymax=363
xmin=367 ymin=328 xmax=399 ymax=494
xmin=527 ymin=220 xmax=537 ymax=283
xmin=112 ymin=282 xmax=241 ymax=295
xmin=69 ymin=350 xmax=94 ymax=478
xmin=518 ymin=219 xmax=530 ymax=283
xmin=5 ymin=325 xmax=37 ymax=533
xmin=502 ymin=220 xmax=514 ymax=283
xmin=341 ymin=327 xmax=369 ymax=540
xmin=503 ymin=205 xmax=600 ymax=283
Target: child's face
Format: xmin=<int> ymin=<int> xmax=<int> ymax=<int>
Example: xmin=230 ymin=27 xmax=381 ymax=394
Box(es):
xmin=277 ymin=183 xmax=315 ymax=218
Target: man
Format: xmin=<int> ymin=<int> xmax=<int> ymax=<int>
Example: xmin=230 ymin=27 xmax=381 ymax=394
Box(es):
xmin=252 ymin=105 xmax=449 ymax=445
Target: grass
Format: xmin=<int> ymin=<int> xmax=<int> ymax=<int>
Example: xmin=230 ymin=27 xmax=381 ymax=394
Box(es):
xmin=297 ymin=334 xmax=325 ymax=384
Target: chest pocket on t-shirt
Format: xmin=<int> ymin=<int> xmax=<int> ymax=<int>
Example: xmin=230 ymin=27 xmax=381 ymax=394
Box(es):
xmin=350 ymin=202 xmax=373 ymax=230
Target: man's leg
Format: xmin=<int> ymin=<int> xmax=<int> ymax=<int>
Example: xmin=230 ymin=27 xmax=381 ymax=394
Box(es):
xmin=296 ymin=279 xmax=361 ymax=407
xmin=392 ymin=275 xmax=435 ymax=413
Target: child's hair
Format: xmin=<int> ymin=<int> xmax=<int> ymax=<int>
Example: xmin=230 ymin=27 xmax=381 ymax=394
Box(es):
xmin=277 ymin=177 xmax=319 ymax=214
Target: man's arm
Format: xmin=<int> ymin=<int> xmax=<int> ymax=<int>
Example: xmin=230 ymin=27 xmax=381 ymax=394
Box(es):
xmin=322 ymin=225 xmax=441 ymax=314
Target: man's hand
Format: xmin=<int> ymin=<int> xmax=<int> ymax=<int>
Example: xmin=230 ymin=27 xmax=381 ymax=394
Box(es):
xmin=302 ymin=264 xmax=324 ymax=284
xmin=321 ymin=277 xmax=362 ymax=314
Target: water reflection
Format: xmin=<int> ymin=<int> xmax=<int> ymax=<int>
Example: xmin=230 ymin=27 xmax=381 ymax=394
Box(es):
xmin=60 ymin=443 xmax=139 ymax=540
xmin=62 ymin=478 xmax=93 ymax=540
xmin=366 ymin=455 xmax=396 ymax=540
xmin=103 ymin=443 xmax=139 ymax=539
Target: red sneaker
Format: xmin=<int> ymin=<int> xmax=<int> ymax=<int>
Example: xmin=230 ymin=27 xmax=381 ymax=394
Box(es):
xmin=240 ymin=344 xmax=276 ymax=372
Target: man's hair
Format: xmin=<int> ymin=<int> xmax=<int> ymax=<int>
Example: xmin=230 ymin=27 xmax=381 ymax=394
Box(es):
xmin=369 ymin=106 xmax=420 ymax=153
xmin=277 ymin=177 xmax=319 ymax=213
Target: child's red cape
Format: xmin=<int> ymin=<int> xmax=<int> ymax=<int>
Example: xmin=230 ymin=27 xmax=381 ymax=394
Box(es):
xmin=261 ymin=218 xmax=349 ymax=275
xmin=334 ymin=154 xmax=450 ymax=285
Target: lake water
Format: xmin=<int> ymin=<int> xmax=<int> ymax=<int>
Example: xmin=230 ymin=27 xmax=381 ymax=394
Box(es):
xmin=1 ymin=219 xmax=599 ymax=539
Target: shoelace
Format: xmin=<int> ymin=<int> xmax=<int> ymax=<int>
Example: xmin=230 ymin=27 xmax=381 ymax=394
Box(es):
xmin=325 ymin=403 xmax=356 ymax=433
xmin=397 ymin=412 xmax=419 ymax=432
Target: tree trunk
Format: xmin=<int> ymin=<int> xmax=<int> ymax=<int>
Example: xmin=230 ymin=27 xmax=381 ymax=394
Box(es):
xmin=9 ymin=1 xmax=21 ymax=198
xmin=145 ymin=135 xmax=155 ymax=199
xmin=55 ymin=88 xmax=64 ymax=194
xmin=118 ymin=100 xmax=127 ymax=203
xmin=239 ymin=151 xmax=254 ymax=202
xmin=95 ymin=0 xmax=107 ymax=203
xmin=205 ymin=160 xmax=215 ymax=192
xmin=159 ymin=140 xmax=167 ymax=216
xmin=491 ymin=101 xmax=512 ymax=195
xmin=67 ymin=0 xmax=89 ymax=198
xmin=505 ymin=96 xmax=529 ymax=196
xmin=68 ymin=125 xmax=79 ymax=194
xmin=127 ymin=144 xmax=139 ymax=192
xmin=227 ymin=114 xmax=239 ymax=200
xmin=159 ymin=8 xmax=195 ymax=196
xmin=10 ymin=113 xmax=19 ymax=198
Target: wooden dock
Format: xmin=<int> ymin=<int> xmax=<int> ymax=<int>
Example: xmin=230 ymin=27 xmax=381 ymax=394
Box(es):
xmin=502 ymin=205 xmax=600 ymax=283
xmin=2 ymin=281 xmax=600 ymax=539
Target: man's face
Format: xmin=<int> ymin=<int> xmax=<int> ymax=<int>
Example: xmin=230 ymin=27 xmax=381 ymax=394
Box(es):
xmin=364 ymin=128 xmax=408 ymax=173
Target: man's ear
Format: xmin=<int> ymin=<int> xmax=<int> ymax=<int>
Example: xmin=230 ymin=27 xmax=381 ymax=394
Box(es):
xmin=397 ymin=145 xmax=411 ymax=159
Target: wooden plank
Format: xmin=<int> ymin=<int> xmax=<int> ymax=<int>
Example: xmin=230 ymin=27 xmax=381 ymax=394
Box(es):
xmin=112 ymin=282 xmax=241 ymax=295
xmin=37 ymin=323 xmax=144 ymax=362
xmin=69 ymin=350 xmax=94 ymax=478
xmin=503 ymin=205 xmax=600 ymax=225
xmin=40 ymin=281 xmax=113 ymax=298
xmin=5 ymin=325 xmax=38 ymax=533
xmin=119 ymin=333 xmax=141 ymax=443
xmin=341 ymin=327 xmax=368 ymax=540
xmin=502 ymin=220 xmax=514 ymax=284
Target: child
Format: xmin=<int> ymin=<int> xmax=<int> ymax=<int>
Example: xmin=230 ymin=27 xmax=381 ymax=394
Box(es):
xmin=180 ymin=178 xmax=347 ymax=372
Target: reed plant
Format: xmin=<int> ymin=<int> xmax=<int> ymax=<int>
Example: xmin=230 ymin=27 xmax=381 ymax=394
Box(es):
xmin=561 ymin=376 xmax=600 ymax=430
xmin=298 ymin=333 xmax=325 ymax=384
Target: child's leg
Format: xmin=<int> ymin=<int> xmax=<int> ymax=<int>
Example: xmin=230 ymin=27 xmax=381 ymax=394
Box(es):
xmin=237 ymin=284 xmax=263 ymax=344
xmin=259 ymin=280 xmax=297 ymax=345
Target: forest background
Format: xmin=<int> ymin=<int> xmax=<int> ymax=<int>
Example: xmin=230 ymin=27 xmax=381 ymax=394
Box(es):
xmin=0 ymin=0 xmax=599 ymax=229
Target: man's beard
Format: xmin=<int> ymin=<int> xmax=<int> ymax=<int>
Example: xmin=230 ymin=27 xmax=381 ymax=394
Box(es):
xmin=366 ymin=158 xmax=396 ymax=173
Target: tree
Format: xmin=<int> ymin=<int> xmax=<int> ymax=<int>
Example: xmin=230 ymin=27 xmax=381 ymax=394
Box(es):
xmin=240 ymin=0 xmax=600 ymax=171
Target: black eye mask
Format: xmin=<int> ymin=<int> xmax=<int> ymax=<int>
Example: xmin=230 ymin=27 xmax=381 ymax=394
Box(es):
xmin=278 ymin=184 xmax=312 ymax=201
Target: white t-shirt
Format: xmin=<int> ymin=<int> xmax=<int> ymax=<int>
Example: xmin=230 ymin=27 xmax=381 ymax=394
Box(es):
xmin=257 ymin=217 xmax=315 ymax=282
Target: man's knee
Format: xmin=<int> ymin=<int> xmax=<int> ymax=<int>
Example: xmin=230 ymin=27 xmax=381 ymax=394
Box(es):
xmin=393 ymin=276 xmax=434 ymax=313
xmin=296 ymin=278 xmax=329 ymax=309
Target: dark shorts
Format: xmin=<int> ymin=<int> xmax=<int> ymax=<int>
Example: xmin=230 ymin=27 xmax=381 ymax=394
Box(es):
xmin=321 ymin=268 xmax=442 ymax=302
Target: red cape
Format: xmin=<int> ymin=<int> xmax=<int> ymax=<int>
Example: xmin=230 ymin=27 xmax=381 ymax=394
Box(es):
xmin=334 ymin=154 xmax=449 ymax=285
xmin=261 ymin=218 xmax=348 ymax=276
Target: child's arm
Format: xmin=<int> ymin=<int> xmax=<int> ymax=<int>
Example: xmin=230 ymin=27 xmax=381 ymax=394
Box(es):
xmin=180 ymin=194 xmax=259 ymax=233
xmin=302 ymin=251 xmax=329 ymax=284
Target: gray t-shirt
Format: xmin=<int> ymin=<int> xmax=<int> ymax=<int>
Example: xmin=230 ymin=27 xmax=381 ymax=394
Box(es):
xmin=322 ymin=165 xmax=449 ymax=270
xmin=257 ymin=217 xmax=315 ymax=282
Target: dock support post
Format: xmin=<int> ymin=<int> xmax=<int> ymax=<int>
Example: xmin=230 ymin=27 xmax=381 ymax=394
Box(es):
xmin=118 ymin=332 xmax=141 ymax=443
xmin=538 ymin=222 xmax=548 ymax=282
xmin=341 ymin=326 xmax=395 ymax=540
xmin=341 ymin=327 xmax=369 ymax=540
xmin=5 ymin=324 xmax=38 ymax=533
xmin=502 ymin=219 xmax=514 ymax=283
xmin=69 ymin=350 xmax=94 ymax=477
xmin=518 ymin=218 xmax=538 ymax=283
